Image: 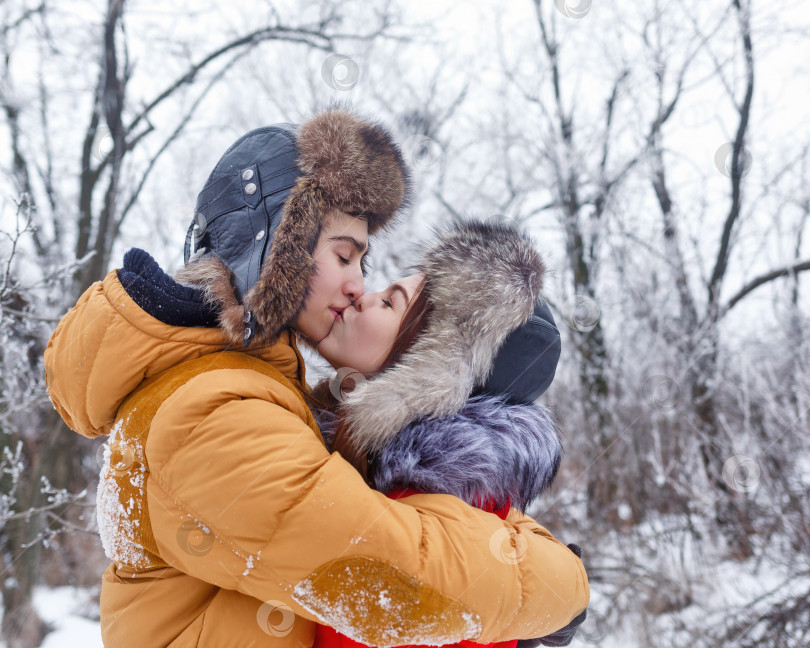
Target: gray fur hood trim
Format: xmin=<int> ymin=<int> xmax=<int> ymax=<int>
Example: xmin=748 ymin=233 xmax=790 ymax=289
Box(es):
xmin=341 ymin=220 xmax=546 ymax=455
xmin=317 ymin=395 xmax=561 ymax=511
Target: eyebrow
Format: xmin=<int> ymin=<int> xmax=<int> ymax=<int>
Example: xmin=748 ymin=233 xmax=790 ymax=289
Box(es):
xmin=390 ymin=282 xmax=411 ymax=306
xmin=329 ymin=235 xmax=368 ymax=255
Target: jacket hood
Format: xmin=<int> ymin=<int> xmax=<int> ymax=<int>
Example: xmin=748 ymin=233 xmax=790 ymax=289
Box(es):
xmin=317 ymin=395 xmax=561 ymax=511
xmin=341 ymin=220 xmax=547 ymax=455
xmin=45 ymin=249 xmax=305 ymax=439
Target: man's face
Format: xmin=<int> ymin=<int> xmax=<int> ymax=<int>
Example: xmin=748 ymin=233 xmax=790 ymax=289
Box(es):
xmin=293 ymin=210 xmax=368 ymax=345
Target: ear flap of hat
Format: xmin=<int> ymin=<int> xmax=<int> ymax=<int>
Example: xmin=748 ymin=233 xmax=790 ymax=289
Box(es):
xmin=242 ymin=177 xmax=324 ymax=345
xmin=340 ymin=220 xmax=547 ymax=455
xmin=176 ymin=178 xmax=324 ymax=347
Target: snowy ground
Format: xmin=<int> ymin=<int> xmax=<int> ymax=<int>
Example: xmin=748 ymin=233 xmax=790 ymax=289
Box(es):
xmin=32 ymin=586 xmax=102 ymax=648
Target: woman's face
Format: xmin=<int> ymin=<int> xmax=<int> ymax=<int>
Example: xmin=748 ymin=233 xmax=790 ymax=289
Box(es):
xmin=293 ymin=211 xmax=368 ymax=345
xmin=317 ymin=273 xmax=425 ymax=374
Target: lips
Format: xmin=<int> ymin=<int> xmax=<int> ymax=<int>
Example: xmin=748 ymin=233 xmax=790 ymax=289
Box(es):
xmin=323 ymin=306 xmax=347 ymax=339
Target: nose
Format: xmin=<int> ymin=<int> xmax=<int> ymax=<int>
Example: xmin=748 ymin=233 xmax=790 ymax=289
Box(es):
xmin=344 ymin=273 xmax=364 ymax=302
xmin=353 ymin=290 xmax=379 ymax=313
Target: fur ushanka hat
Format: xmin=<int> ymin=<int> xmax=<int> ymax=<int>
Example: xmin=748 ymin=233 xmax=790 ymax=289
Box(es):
xmin=340 ymin=220 xmax=552 ymax=455
xmin=179 ymin=107 xmax=411 ymax=347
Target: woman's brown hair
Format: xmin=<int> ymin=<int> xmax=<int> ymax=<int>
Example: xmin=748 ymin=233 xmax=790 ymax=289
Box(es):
xmin=307 ymin=278 xmax=433 ymax=480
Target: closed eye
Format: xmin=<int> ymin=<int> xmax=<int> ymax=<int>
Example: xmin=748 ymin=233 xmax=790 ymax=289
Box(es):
xmin=382 ymin=298 xmax=393 ymax=308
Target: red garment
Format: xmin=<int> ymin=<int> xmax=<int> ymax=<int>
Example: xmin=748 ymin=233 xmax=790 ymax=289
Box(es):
xmin=314 ymin=488 xmax=518 ymax=648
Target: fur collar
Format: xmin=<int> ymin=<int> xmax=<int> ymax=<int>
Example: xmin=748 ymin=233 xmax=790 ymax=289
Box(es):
xmin=340 ymin=221 xmax=546 ymax=456
xmin=318 ymin=395 xmax=561 ymax=511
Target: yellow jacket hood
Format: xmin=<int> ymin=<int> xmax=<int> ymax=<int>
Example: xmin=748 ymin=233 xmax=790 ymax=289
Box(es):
xmin=45 ymin=267 xmax=305 ymax=439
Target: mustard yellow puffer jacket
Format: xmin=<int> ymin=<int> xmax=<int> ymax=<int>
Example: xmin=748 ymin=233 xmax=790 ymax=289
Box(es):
xmin=44 ymin=269 xmax=589 ymax=648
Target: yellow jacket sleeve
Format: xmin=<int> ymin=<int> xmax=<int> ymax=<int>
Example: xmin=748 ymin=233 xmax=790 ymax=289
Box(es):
xmin=145 ymin=368 xmax=589 ymax=647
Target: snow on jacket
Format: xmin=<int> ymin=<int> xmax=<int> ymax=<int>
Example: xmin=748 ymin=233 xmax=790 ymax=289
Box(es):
xmin=44 ymin=253 xmax=588 ymax=648
xmin=314 ymin=396 xmax=563 ymax=648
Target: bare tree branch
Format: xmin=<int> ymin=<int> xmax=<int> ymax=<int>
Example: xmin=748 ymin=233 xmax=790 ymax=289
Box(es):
xmin=36 ymin=63 xmax=58 ymax=219
xmin=75 ymin=71 xmax=104 ymax=267
xmin=0 ymin=3 xmax=45 ymax=38
xmin=84 ymin=0 xmax=127 ymax=288
xmin=0 ymin=198 xmax=34 ymax=302
xmin=113 ymin=47 xmax=252 ymax=238
xmin=722 ymin=259 xmax=810 ymax=316
xmin=707 ymin=0 xmax=755 ymax=318
xmin=125 ymin=26 xmax=335 ymax=138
